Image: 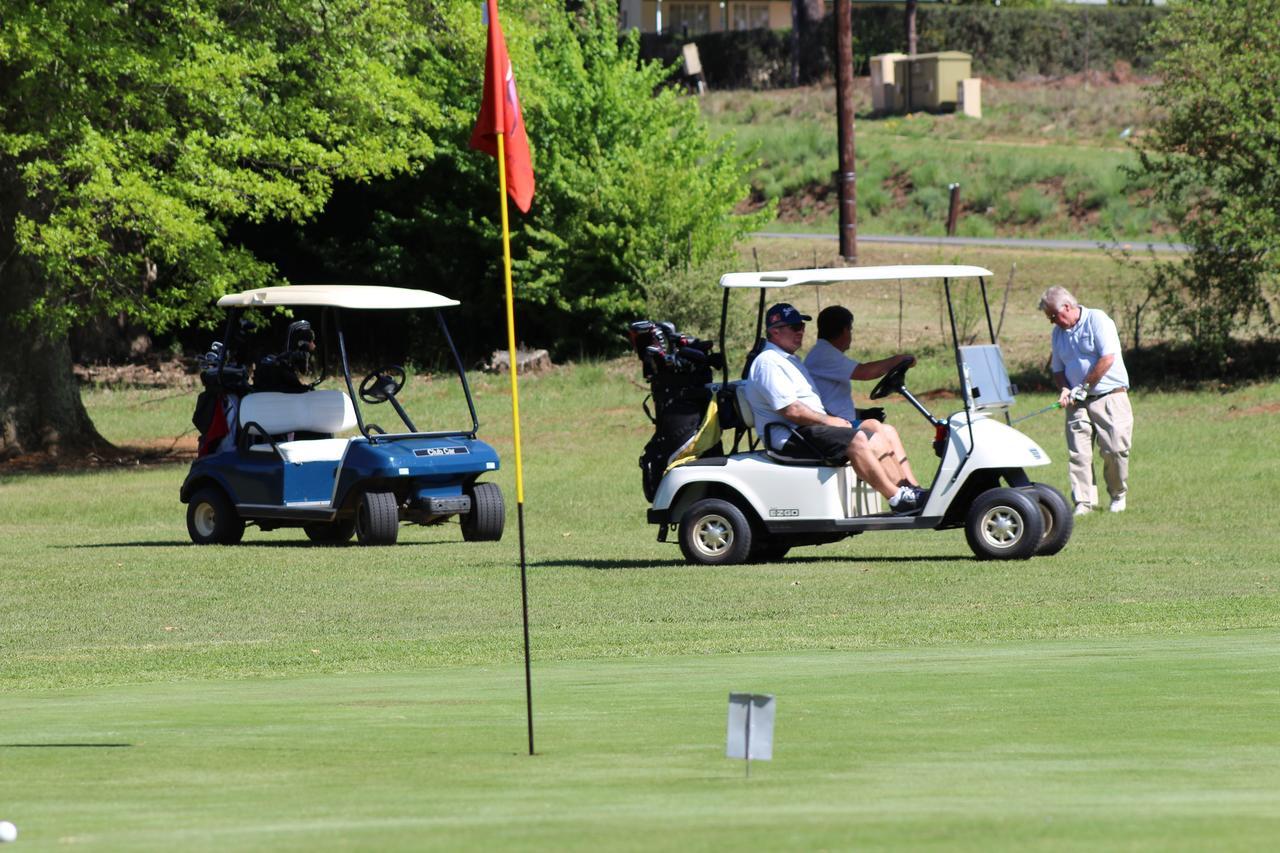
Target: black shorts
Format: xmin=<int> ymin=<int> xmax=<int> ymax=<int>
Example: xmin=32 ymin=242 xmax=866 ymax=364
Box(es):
xmin=779 ymin=425 xmax=855 ymax=460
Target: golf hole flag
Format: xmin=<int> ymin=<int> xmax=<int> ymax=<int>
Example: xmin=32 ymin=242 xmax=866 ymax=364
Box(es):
xmin=470 ymin=0 xmax=534 ymax=213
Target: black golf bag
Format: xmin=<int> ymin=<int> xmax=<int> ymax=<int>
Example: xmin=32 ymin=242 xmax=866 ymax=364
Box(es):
xmin=192 ymin=341 xmax=250 ymax=457
xmin=629 ymin=321 xmax=725 ymax=502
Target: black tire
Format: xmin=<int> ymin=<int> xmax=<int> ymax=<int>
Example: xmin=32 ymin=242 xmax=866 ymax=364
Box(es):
xmin=303 ymin=519 xmax=356 ymax=545
xmin=964 ymin=487 xmax=1045 ymax=561
xmin=355 ymin=491 xmax=399 ymax=546
xmin=186 ymin=487 xmax=245 ymax=545
xmin=1028 ymin=483 xmax=1073 ymax=557
xmin=679 ymin=498 xmax=753 ymax=566
xmin=461 ymin=482 xmax=505 ymax=542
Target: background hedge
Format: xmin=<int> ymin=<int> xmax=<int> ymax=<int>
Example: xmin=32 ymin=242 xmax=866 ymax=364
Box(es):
xmin=640 ymin=4 xmax=1167 ymax=90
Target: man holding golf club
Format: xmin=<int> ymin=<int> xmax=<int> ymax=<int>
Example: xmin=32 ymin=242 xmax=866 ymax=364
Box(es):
xmin=1039 ymin=286 xmax=1133 ymax=516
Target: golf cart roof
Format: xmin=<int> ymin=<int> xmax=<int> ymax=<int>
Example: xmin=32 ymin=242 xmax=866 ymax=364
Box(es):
xmin=216 ymin=284 xmax=460 ymax=310
xmin=718 ymin=264 xmax=994 ymax=289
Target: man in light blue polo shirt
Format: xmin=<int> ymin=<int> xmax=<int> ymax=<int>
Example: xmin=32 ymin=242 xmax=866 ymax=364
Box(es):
xmin=804 ymin=305 xmax=921 ymax=489
xmin=1040 ymin=286 xmax=1133 ymax=515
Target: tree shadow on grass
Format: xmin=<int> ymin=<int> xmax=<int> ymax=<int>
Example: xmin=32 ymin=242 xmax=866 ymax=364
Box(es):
xmin=534 ymin=554 xmax=973 ymax=570
xmin=56 ymin=540 xmax=453 ymax=550
xmin=2 ymin=743 xmax=133 ymax=749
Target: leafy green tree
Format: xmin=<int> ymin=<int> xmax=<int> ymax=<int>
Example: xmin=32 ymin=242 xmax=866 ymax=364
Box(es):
xmin=1131 ymin=0 xmax=1280 ymax=364
xmin=296 ymin=0 xmax=764 ymax=354
xmin=0 ymin=1 xmax=439 ymax=456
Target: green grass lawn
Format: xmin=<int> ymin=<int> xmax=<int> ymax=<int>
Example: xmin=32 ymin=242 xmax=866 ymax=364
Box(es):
xmin=705 ymin=81 xmax=1170 ymax=241
xmin=3 ymin=249 xmax=1279 ymax=848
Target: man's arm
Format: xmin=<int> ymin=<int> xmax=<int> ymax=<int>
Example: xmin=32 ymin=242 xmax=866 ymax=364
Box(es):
xmin=850 ymin=353 xmax=914 ymax=381
xmin=1082 ymin=354 xmax=1115 ymax=389
xmin=778 ymin=401 xmax=851 ymax=428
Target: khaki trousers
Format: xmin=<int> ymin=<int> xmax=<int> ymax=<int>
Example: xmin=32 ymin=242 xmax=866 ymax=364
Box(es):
xmin=1065 ymin=391 xmax=1133 ymax=507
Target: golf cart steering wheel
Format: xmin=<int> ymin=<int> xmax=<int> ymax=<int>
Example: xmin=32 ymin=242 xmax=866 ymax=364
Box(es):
xmin=869 ymin=357 xmax=916 ymax=400
xmin=359 ymin=365 xmax=407 ymax=404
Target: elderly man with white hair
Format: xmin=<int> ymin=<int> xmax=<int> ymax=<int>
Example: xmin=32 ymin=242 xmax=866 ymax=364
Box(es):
xmin=1039 ymin=286 xmax=1133 ymax=515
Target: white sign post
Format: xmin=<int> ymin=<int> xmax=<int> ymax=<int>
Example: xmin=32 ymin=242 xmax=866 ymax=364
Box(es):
xmin=726 ymin=693 xmax=775 ymax=777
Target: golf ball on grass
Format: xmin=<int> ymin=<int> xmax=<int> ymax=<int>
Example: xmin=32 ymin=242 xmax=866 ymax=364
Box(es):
xmin=0 ymin=821 xmax=16 ymax=843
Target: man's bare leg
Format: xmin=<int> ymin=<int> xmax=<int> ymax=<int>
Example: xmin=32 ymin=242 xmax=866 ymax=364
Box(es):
xmin=858 ymin=421 xmax=918 ymax=486
xmin=846 ymin=432 xmax=899 ymax=499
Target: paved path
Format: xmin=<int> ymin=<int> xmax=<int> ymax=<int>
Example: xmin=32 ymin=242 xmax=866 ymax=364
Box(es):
xmin=755 ymin=231 xmax=1189 ymax=254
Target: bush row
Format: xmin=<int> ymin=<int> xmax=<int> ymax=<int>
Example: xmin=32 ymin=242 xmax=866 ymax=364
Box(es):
xmin=640 ymin=5 xmax=1166 ymax=90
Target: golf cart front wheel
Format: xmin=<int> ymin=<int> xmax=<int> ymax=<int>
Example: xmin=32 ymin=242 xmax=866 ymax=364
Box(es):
xmin=461 ymin=482 xmax=505 ymax=542
xmin=304 ymin=519 xmax=356 ymax=545
xmin=355 ymin=491 xmax=399 ymax=546
xmin=964 ymin=487 xmax=1045 ymax=561
xmin=1028 ymin=483 xmax=1073 ymax=556
xmin=186 ymin=487 xmax=245 ymax=545
xmin=679 ymin=498 xmax=753 ymax=566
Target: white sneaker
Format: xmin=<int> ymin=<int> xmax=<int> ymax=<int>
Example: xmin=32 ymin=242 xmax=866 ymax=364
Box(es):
xmin=1109 ymin=496 xmax=1126 ymax=513
xmin=1073 ymin=503 xmax=1093 ymax=517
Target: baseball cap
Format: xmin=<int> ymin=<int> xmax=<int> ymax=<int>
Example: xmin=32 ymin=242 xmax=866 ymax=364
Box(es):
xmin=765 ymin=303 xmax=812 ymax=330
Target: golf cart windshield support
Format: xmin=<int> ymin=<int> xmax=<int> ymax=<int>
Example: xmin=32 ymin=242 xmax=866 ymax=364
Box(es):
xmin=332 ymin=308 xmax=479 ymax=444
xmin=438 ymin=310 xmax=480 ymax=438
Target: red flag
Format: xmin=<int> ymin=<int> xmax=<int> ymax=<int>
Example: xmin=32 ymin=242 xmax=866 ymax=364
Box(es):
xmin=470 ymin=0 xmax=534 ymax=213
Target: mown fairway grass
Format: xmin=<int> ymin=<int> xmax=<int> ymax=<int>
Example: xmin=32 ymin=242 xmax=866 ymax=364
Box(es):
xmin=3 ymin=243 xmax=1279 ymax=849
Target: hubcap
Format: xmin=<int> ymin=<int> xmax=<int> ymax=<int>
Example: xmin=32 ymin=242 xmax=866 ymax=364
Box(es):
xmin=980 ymin=505 xmax=1023 ymax=549
xmin=193 ymin=502 xmax=217 ymax=538
xmin=692 ymin=513 xmax=733 ymax=557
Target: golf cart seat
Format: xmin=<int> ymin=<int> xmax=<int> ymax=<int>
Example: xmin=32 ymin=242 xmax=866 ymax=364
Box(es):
xmin=239 ymin=390 xmax=358 ymax=464
xmin=731 ymin=382 xmax=846 ymax=467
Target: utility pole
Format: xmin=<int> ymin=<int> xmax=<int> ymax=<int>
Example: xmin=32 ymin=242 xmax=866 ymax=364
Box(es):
xmin=835 ymin=0 xmax=856 ymax=261
xmin=906 ymin=0 xmax=918 ymax=57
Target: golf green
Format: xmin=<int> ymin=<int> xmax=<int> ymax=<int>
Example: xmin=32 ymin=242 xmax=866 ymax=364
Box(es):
xmin=3 ymin=631 xmax=1277 ymax=850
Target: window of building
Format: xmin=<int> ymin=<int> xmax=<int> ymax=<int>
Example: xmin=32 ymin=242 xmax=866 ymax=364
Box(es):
xmin=667 ymin=3 xmax=711 ymax=36
xmin=730 ymin=3 xmax=769 ymax=30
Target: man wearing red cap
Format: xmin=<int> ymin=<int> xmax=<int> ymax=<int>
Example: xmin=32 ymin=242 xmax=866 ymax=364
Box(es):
xmin=746 ymin=303 xmax=926 ymax=513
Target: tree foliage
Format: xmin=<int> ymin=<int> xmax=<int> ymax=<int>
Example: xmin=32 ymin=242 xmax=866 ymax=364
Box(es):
xmin=0 ymin=0 xmax=439 ymax=337
xmin=1132 ymin=0 xmax=1280 ymax=361
xmin=301 ymin=0 xmax=764 ymax=354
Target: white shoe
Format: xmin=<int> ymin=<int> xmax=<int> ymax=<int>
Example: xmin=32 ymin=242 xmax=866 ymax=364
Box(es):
xmin=1073 ymin=503 xmax=1093 ymax=517
xmin=1109 ymin=496 xmax=1126 ymax=513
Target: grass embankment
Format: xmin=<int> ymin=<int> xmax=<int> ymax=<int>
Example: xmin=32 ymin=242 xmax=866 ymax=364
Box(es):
xmin=705 ymin=80 xmax=1168 ymax=240
xmin=3 ymin=243 xmax=1277 ymax=849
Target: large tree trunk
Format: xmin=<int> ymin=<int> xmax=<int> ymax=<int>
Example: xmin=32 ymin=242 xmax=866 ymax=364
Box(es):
xmin=0 ymin=230 xmax=109 ymax=460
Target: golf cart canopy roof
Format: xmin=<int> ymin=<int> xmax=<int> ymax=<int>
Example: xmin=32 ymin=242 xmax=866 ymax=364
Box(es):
xmin=217 ymin=284 xmax=460 ymax=310
xmin=719 ymin=264 xmax=994 ymax=289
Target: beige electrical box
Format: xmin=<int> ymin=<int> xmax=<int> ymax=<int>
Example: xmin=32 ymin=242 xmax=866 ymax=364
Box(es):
xmin=869 ymin=52 xmax=907 ymax=113
xmin=958 ymin=77 xmax=982 ymax=118
xmin=894 ymin=51 xmax=972 ymax=112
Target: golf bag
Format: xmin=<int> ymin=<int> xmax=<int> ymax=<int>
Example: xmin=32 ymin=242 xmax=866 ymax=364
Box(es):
xmin=192 ymin=342 xmax=250 ymax=457
xmin=629 ymin=321 xmax=725 ymax=502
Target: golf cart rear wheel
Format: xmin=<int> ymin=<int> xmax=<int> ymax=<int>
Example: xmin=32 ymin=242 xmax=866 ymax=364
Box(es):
xmin=461 ymin=482 xmax=505 ymax=542
xmin=355 ymin=491 xmax=399 ymax=546
xmin=679 ymin=498 xmax=753 ymax=566
xmin=1029 ymin=483 xmax=1073 ymax=556
xmin=186 ymin=487 xmax=245 ymax=545
xmin=964 ymin=487 xmax=1045 ymax=561
xmin=303 ymin=519 xmax=356 ymax=545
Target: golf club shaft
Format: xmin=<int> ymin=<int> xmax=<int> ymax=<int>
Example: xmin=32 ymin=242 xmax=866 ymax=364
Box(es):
xmin=1011 ymin=401 xmax=1062 ymax=424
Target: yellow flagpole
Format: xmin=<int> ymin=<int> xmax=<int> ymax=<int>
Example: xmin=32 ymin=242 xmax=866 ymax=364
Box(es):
xmin=496 ymin=135 xmax=525 ymax=506
xmin=496 ymin=132 xmax=535 ymax=756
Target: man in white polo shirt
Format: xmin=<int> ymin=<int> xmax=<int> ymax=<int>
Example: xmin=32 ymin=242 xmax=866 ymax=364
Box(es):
xmin=1039 ymin=286 xmax=1133 ymax=515
xmin=746 ymin=302 xmax=926 ymax=513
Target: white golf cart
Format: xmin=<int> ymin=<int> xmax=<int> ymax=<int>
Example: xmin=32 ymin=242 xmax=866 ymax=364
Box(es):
xmin=646 ymin=265 xmax=1072 ymax=564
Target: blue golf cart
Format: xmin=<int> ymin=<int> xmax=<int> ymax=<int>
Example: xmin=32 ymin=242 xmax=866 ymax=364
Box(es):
xmin=181 ymin=284 xmax=504 ymax=546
